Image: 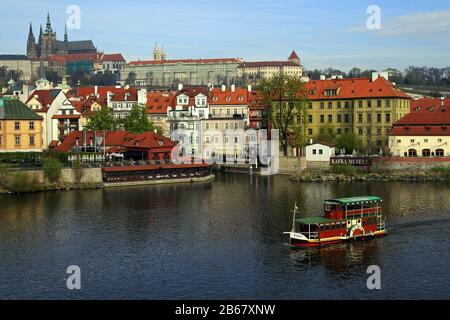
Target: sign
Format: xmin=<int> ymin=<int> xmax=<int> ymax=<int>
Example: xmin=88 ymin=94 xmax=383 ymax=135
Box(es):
xmin=330 ymin=156 xmax=372 ymax=167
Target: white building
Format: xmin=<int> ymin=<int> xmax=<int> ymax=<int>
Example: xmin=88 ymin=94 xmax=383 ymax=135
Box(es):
xmin=305 ymin=142 xmax=336 ymax=162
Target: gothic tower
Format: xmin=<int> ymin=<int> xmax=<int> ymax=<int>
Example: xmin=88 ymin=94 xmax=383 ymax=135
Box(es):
xmin=26 ymin=22 xmax=37 ymax=58
xmin=40 ymin=12 xmax=57 ymax=57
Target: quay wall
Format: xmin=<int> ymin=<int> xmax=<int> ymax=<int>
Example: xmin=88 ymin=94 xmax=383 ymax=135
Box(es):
xmin=372 ymin=157 xmax=450 ymax=172
xmin=103 ymin=174 xmax=215 ymax=188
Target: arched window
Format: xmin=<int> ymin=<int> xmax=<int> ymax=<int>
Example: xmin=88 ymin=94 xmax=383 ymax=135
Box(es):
xmin=408 ymin=149 xmax=417 ymax=157
xmin=436 ymin=149 xmax=444 ymax=157
xmin=422 ymin=149 xmax=431 ymax=157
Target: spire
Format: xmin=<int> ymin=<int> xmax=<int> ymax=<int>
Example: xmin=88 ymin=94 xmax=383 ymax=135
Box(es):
xmin=45 ymin=11 xmax=52 ymax=33
xmin=28 ymin=22 xmax=34 ymax=36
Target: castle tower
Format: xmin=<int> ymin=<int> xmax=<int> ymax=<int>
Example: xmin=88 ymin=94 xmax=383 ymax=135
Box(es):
xmin=288 ymin=50 xmax=301 ymax=65
xmin=26 ymin=22 xmax=37 ymax=58
xmin=153 ymin=43 xmax=161 ymax=61
xmin=40 ymin=12 xmax=57 ymax=57
xmin=160 ymin=44 xmax=167 ymax=60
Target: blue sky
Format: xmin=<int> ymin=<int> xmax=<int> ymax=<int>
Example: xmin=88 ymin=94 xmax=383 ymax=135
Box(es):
xmin=1 ymin=0 xmax=450 ymax=72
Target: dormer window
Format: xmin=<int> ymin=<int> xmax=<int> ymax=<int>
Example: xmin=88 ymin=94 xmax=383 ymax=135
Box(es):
xmin=226 ymin=96 xmax=231 ymax=102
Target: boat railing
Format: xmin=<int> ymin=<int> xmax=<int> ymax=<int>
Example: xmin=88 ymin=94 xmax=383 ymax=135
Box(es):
xmin=346 ymin=207 xmax=382 ymax=217
xmin=300 ymin=231 xmax=319 ymax=239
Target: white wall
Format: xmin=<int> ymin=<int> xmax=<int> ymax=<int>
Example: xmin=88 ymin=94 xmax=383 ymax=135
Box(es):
xmin=305 ymin=143 xmax=335 ymax=162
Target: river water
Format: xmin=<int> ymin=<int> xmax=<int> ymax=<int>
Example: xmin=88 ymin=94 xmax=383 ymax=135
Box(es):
xmin=0 ymin=173 xmax=449 ymax=299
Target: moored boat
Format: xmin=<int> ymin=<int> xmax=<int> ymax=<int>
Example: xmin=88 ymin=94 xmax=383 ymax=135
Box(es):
xmin=284 ymin=196 xmax=387 ymax=247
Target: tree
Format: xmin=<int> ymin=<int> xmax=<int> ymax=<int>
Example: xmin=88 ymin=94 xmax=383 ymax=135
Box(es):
xmin=85 ymin=106 xmax=117 ymax=131
xmin=125 ymin=72 xmax=137 ymax=86
xmin=260 ymin=73 xmax=309 ymax=156
xmin=45 ymin=68 xmax=61 ymax=84
xmin=43 ymin=157 xmax=63 ymax=183
xmin=336 ymin=133 xmax=362 ymax=154
xmin=348 ymin=67 xmax=362 ymax=78
xmin=122 ymin=104 xmax=157 ymax=134
xmin=317 ymin=125 xmax=336 ymax=145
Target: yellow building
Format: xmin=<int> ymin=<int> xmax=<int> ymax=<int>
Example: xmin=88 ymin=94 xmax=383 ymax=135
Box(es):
xmin=389 ymin=112 xmax=450 ymax=157
xmin=304 ymin=75 xmax=411 ymax=152
xmin=0 ymin=97 xmax=43 ymax=152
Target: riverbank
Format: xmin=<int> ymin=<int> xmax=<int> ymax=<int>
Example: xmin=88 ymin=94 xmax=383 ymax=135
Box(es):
xmin=290 ymin=167 xmax=450 ymax=182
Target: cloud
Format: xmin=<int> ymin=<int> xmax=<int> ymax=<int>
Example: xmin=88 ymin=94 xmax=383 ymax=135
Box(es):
xmin=350 ymin=10 xmax=450 ymax=38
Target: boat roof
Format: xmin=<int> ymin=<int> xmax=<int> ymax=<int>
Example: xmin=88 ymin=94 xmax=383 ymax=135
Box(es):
xmin=295 ymin=217 xmax=338 ymax=225
xmin=325 ymin=196 xmax=382 ymax=205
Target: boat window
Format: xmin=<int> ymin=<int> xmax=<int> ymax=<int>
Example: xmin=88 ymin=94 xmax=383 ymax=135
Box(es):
xmin=325 ymin=224 xmax=330 ymax=231
xmin=320 ymin=224 xmax=324 ymax=231
xmin=342 ymin=222 xmax=347 ymax=228
xmin=331 ymin=223 xmax=335 ymax=230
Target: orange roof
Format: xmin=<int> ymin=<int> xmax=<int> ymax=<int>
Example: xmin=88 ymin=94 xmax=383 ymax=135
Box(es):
xmin=305 ymin=77 xmax=410 ymax=100
xmin=129 ymin=58 xmax=241 ymax=65
xmin=146 ymin=91 xmax=176 ymax=114
xmin=390 ymin=112 xmax=450 ymax=136
xmin=288 ymin=50 xmax=299 ymax=60
xmin=410 ymin=98 xmax=450 ymax=113
xmin=100 ymin=54 xmax=125 ymax=62
xmin=209 ymin=88 xmax=248 ymax=105
xmin=25 ymin=89 xmax=61 ymax=112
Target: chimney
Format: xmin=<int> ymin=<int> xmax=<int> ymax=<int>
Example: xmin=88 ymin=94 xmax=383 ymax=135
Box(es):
xmin=94 ymin=85 xmax=98 ymax=96
xmin=320 ymin=75 xmax=326 ymax=80
xmin=178 ymin=83 xmax=183 ymax=91
xmin=107 ymin=91 xmax=112 ymax=106
xmin=221 ymin=84 xmax=226 ymax=92
xmin=247 ymin=85 xmax=252 ymax=92
xmin=231 ymin=84 xmax=235 ymax=92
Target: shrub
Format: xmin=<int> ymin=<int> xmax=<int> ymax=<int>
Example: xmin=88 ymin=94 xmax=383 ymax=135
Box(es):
xmin=43 ymin=157 xmax=63 ymax=183
xmin=330 ymin=164 xmax=358 ymax=176
xmin=3 ymin=171 xmax=40 ymax=193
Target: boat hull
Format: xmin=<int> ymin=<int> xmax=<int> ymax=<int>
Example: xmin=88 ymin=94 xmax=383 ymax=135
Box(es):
xmin=287 ymin=230 xmax=387 ymax=248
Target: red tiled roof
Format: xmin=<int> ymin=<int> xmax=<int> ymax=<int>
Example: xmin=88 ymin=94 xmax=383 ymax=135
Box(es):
xmin=209 ymin=88 xmax=248 ymax=105
xmin=305 ymin=77 xmax=410 ymax=100
xmin=100 ymin=54 xmax=125 ymax=62
xmin=390 ymin=112 xmax=450 ymax=136
xmin=146 ymin=91 xmax=176 ymax=114
xmin=129 ymin=58 xmax=241 ymax=65
xmin=288 ymin=50 xmax=299 ymax=60
xmin=410 ymin=98 xmax=450 ymax=113
xmin=110 ymin=90 xmax=138 ymax=102
xmin=25 ymin=89 xmax=61 ymax=112
xmin=239 ymin=61 xmax=299 ymax=68
xmin=54 ymin=130 xmax=175 ymax=152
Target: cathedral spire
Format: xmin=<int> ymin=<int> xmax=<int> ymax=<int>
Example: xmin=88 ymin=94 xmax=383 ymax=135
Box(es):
xmin=45 ymin=11 xmax=53 ymax=33
xmin=28 ymin=22 xmax=34 ymax=36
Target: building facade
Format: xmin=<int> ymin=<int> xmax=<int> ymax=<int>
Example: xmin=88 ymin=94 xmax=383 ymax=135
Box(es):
xmin=121 ymin=58 xmax=241 ymax=87
xmin=304 ymin=74 xmax=411 ymax=152
xmin=0 ymin=97 xmax=43 ymax=152
xmin=389 ymin=112 xmax=450 ymax=157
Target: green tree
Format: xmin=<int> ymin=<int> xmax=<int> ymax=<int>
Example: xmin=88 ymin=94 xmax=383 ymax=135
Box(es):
xmin=122 ymin=104 xmax=156 ymax=134
xmin=85 ymin=106 xmax=117 ymax=131
xmin=260 ymin=73 xmax=309 ymax=156
xmin=336 ymin=133 xmax=363 ymax=154
xmin=43 ymin=157 xmax=63 ymax=183
xmin=317 ymin=125 xmax=336 ymax=145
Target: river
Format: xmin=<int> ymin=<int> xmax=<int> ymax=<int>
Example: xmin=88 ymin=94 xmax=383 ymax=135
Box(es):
xmin=0 ymin=173 xmax=449 ymax=299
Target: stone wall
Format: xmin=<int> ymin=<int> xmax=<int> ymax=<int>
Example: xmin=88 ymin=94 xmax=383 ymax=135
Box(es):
xmin=278 ymin=156 xmax=307 ymax=175
xmin=371 ymin=157 xmax=450 ymax=172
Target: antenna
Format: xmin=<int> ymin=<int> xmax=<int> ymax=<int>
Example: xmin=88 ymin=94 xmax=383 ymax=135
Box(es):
xmin=291 ymin=202 xmax=298 ymax=233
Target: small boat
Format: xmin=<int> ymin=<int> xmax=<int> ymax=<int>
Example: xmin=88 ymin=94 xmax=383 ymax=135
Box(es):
xmin=284 ymin=196 xmax=387 ymax=247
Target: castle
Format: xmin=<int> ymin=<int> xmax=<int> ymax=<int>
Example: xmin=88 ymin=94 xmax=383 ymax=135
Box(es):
xmin=27 ymin=13 xmax=97 ymax=59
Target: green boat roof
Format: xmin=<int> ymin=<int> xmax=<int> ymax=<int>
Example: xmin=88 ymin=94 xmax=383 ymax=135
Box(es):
xmin=295 ymin=217 xmax=338 ymax=225
xmin=325 ymin=196 xmax=382 ymax=205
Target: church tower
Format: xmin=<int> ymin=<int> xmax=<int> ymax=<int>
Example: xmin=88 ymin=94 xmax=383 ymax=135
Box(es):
xmin=153 ymin=43 xmax=161 ymax=61
xmin=26 ymin=22 xmax=37 ymax=58
xmin=40 ymin=12 xmax=57 ymax=57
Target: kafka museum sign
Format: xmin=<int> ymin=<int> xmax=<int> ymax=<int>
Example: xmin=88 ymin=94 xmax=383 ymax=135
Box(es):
xmin=330 ymin=156 xmax=372 ymax=167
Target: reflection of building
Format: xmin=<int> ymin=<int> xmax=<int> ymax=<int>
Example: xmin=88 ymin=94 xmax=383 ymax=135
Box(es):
xmin=0 ymin=97 xmax=43 ymax=152
xmin=304 ymin=73 xmax=411 ymax=152
xmin=389 ymin=112 xmax=450 ymax=157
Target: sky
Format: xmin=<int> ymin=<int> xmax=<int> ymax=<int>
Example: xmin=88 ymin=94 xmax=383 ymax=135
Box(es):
xmin=1 ymin=0 xmax=450 ymax=72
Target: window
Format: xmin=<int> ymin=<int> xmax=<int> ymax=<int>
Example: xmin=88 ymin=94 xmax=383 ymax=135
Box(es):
xmin=320 ymin=115 xmax=324 ymax=123
xmin=328 ymin=115 xmax=332 ymax=123
xmin=308 ymin=129 xmax=313 ymax=135
xmin=312 ymin=149 xmax=317 ymax=155
xmin=337 ymin=102 xmax=342 ymax=109
xmin=358 ymin=128 xmax=363 ymax=135
xmin=386 ymin=100 xmax=391 ymax=108
xmin=215 ymin=123 xmax=219 ymax=130
xmin=377 ymin=113 xmax=382 ymax=123
xmin=328 ymin=102 xmax=332 ymax=109
xmin=319 ymin=149 xmax=323 ymax=155
xmin=14 ymin=121 xmax=20 ymax=131
xmin=344 ymin=101 xmax=349 ymax=108
xmin=377 ymin=100 xmax=382 ymax=107
xmin=337 ymin=115 xmax=342 ymax=123
xmin=344 ymin=114 xmax=349 ymax=123
xmin=234 ymin=137 xmax=238 ymax=143
xmin=386 ymin=113 xmax=390 ymax=123
xmin=358 ymin=101 xmax=363 ymax=108
xmin=29 ymin=135 xmax=35 ymax=146
xmin=320 ymin=102 xmax=324 ymax=109
xmin=367 ymin=100 xmax=372 ymax=108
xmin=358 ymin=114 xmax=363 ymax=123
xmin=308 ymin=115 xmax=313 ymax=123
xmin=337 ymin=128 xmax=342 ymax=134
xmin=308 ymin=102 xmax=312 ymax=109
xmin=14 ymin=135 xmax=20 ymax=146
xmin=367 ymin=114 xmax=372 ymax=123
